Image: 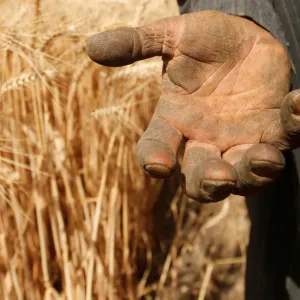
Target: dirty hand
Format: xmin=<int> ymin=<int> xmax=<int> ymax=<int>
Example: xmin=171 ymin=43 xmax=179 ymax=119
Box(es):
xmin=86 ymin=11 xmax=300 ymax=202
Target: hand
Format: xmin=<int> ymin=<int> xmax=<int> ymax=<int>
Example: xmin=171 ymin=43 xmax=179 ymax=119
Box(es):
xmin=86 ymin=11 xmax=300 ymax=202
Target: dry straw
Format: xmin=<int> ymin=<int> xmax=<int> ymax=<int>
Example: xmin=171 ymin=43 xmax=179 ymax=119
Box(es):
xmin=0 ymin=0 xmax=249 ymax=299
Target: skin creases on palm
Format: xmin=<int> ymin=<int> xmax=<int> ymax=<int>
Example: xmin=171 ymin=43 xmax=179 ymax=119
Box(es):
xmin=86 ymin=11 xmax=300 ymax=202
xmin=157 ymin=12 xmax=290 ymax=152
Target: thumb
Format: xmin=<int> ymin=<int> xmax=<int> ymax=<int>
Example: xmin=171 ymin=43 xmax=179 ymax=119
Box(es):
xmin=86 ymin=17 xmax=178 ymax=67
xmin=262 ymin=90 xmax=300 ymax=150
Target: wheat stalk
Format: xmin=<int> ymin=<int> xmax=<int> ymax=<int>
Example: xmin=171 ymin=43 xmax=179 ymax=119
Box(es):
xmin=0 ymin=1 xmax=249 ymax=299
xmin=0 ymin=69 xmax=56 ymax=94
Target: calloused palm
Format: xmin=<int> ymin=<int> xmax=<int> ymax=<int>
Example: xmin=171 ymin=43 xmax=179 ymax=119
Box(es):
xmin=87 ymin=11 xmax=300 ymax=202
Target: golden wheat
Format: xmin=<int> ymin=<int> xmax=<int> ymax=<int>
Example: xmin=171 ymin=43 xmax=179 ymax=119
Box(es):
xmin=0 ymin=1 xmax=250 ymax=299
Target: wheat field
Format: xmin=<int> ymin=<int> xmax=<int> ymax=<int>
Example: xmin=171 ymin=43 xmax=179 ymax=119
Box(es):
xmin=0 ymin=1 xmax=250 ymax=299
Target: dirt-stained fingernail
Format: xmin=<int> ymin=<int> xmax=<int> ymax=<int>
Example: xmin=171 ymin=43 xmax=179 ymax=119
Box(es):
xmin=202 ymin=180 xmax=235 ymax=202
xmin=291 ymin=93 xmax=300 ymax=115
xmin=144 ymin=164 xmax=173 ymax=179
xmin=250 ymin=160 xmax=284 ymax=178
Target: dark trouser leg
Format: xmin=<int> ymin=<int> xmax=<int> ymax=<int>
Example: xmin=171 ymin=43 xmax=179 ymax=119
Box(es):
xmin=245 ymin=151 xmax=299 ymax=300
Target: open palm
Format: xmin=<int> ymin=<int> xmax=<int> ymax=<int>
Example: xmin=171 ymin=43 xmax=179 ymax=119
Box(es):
xmin=87 ymin=11 xmax=300 ymax=202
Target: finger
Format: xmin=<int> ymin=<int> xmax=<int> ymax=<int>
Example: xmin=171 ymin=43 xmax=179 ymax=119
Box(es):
xmin=86 ymin=18 xmax=178 ymax=67
xmin=181 ymin=141 xmax=237 ymax=203
xmin=136 ymin=118 xmax=183 ymax=179
xmin=262 ymin=90 xmax=300 ymax=150
xmin=223 ymin=144 xmax=285 ymax=196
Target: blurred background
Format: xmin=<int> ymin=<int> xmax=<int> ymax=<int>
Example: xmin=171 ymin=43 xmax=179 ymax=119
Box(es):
xmin=0 ymin=0 xmax=250 ymax=299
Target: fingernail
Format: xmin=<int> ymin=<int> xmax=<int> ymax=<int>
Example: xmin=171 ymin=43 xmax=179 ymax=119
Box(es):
xmin=292 ymin=94 xmax=300 ymax=115
xmin=251 ymin=160 xmax=284 ymax=178
xmin=144 ymin=164 xmax=172 ymax=179
xmin=202 ymin=180 xmax=235 ymax=202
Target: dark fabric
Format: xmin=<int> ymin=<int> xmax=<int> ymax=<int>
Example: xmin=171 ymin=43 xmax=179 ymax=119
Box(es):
xmin=176 ymin=1 xmax=300 ymax=299
xmin=178 ymin=0 xmax=287 ymax=45
xmin=273 ymin=0 xmax=300 ymax=88
xmin=245 ymin=151 xmax=299 ymax=300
